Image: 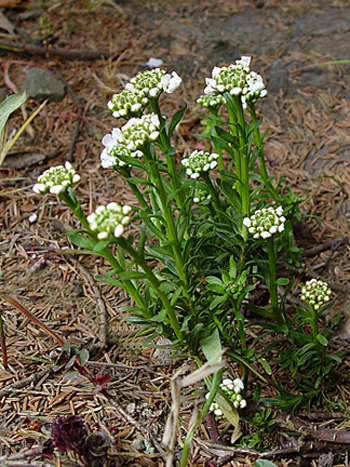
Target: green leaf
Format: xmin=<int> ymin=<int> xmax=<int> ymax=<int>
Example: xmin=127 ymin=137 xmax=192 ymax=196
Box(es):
xmin=200 ymin=326 xmax=222 ymax=362
xmin=275 ymin=277 xmax=290 ymax=286
xmin=93 ymin=240 xmax=111 ymax=253
xmin=79 ymin=349 xmax=89 ymax=366
xmin=62 ymin=370 xmax=79 ymax=381
xmin=118 ymin=270 xmax=146 ymax=280
xmin=65 ymin=230 xmax=96 ymax=250
xmin=0 ymin=91 xmax=27 ymax=141
xmin=95 ymin=274 xmax=123 ymax=288
xmin=206 ymin=276 xmax=224 ymax=286
xmin=316 ymin=334 xmax=328 ymax=346
xmin=126 ymin=177 xmax=153 ymax=185
xmin=259 ymin=358 xmax=272 ymax=375
xmin=255 ymin=460 xmax=279 ymax=467
xmin=169 ymin=105 xmax=187 ymax=136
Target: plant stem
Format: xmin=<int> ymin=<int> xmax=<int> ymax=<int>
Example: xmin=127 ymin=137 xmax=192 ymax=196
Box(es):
xmin=143 ymin=145 xmax=193 ymax=309
xmin=249 ymin=105 xmax=278 ymax=201
xmin=60 ymin=190 xmax=148 ymax=318
xmin=266 ymin=238 xmax=283 ymax=326
xmin=119 ymin=241 xmax=184 ymax=344
xmin=149 ymin=97 xmax=184 ymax=210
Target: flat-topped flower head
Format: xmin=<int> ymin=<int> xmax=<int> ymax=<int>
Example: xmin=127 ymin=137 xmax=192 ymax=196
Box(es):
xmin=243 ymin=206 xmax=285 ymax=239
xmin=87 ymin=202 xmax=133 ymax=240
xmin=300 ymin=279 xmax=332 ymax=311
xmin=100 ymin=129 xmax=142 ymax=169
xmin=197 ymin=93 xmax=225 ymax=110
xmin=206 ymin=376 xmax=247 ymax=417
xmin=193 ymin=186 xmax=211 ymax=203
xmin=107 ymin=88 xmax=145 ymax=120
xmin=204 ymin=56 xmax=267 ymax=108
xmin=181 ymin=150 xmax=219 ymax=179
xmin=111 ymin=114 xmax=161 ymax=152
xmin=108 ymin=69 xmax=182 ymax=119
xmin=33 ymin=162 xmax=81 ymax=196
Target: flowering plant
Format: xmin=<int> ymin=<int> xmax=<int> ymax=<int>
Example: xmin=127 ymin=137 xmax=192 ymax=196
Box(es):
xmin=31 ymin=57 xmax=341 ymax=459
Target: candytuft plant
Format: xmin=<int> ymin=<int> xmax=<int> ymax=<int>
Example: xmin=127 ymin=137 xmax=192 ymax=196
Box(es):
xmin=30 ymin=57 xmax=343 ymax=458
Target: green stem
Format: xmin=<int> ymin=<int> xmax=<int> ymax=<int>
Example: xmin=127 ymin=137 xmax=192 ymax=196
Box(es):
xmin=120 ymin=241 xmax=184 ymax=344
xmin=60 ymin=190 xmax=148 ymax=318
xmin=249 ymin=105 xmax=278 ymax=201
xmin=266 ymin=238 xmax=283 ymax=326
xmin=143 ymin=145 xmax=193 ymax=309
xmin=226 ymin=98 xmax=241 ymax=189
xmin=201 ymin=171 xmax=224 ymax=224
xmin=149 ymin=98 xmax=184 ymax=210
xmin=234 ymin=96 xmax=250 ymax=240
xmin=208 ymin=109 xmax=224 ymax=173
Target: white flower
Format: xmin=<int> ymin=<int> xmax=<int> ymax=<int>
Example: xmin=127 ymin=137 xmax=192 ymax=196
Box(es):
xmin=88 ymin=202 xmax=133 ymax=240
xmin=114 ymin=224 xmax=124 ymax=238
xmin=245 ymin=206 xmax=286 ymax=239
xmin=236 ymin=56 xmax=251 ymax=68
xmin=32 ymin=183 xmax=46 ymax=194
xmin=161 ymin=71 xmax=182 ymax=93
xmin=233 ymin=378 xmax=244 ymax=391
xmin=240 ymin=399 xmax=247 ymax=409
xmin=243 ymin=217 xmax=251 ymax=228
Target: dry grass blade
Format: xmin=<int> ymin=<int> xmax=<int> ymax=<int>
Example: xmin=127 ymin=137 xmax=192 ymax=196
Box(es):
xmin=0 ymin=294 xmax=65 ymax=347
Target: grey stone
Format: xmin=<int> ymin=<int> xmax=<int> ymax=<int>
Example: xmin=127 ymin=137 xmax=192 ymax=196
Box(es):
xmin=22 ymin=67 xmax=65 ymax=102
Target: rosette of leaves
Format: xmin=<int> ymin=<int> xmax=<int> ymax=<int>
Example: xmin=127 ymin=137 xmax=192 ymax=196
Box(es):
xmin=49 ymin=341 xmax=89 ymax=380
xmin=205 ymin=257 xmax=255 ymax=311
xmin=51 ymin=415 xmax=87 ymax=454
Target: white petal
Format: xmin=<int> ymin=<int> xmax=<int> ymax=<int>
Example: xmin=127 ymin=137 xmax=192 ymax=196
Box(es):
xmin=32 ymin=183 xmax=46 ymax=194
xmin=123 ymin=205 xmax=132 ymax=215
xmin=97 ymin=231 xmax=109 ymax=240
xmin=233 ymin=378 xmax=244 ymax=390
xmin=243 ymin=217 xmax=251 ymax=228
xmin=114 ymin=224 xmax=124 ymax=238
xmin=50 ymin=185 xmax=65 ymax=195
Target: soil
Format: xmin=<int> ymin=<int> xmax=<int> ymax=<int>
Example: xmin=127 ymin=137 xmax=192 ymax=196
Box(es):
xmin=1 ymin=0 xmax=350 ymax=466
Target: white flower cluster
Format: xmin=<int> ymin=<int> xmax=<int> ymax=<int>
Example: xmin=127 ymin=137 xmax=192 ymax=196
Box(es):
xmin=100 ymin=129 xmax=139 ymax=169
xmin=300 ymin=279 xmax=332 ymax=311
xmin=87 ymin=202 xmax=132 ymax=240
xmin=243 ymin=206 xmax=285 ymax=239
xmin=206 ymin=377 xmax=247 ymax=417
xmin=193 ymin=186 xmax=211 ymax=203
xmin=204 ymin=56 xmax=267 ymax=109
xmin=107 ymin=69 xmax=181 ymax=119
xmin=197 ymin=93 xmax=225 ymax=109
xmin=181 ymin=150 xmax=219 ymax=179
xmin=109 ymin=114 xmax=161 ymax=153
xmin=33 ymin=162 xmax=81 ymax=196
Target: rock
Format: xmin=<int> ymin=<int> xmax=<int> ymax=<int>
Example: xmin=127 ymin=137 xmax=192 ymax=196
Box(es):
xmin=22 ymin=67 xmax=65 ymax=102
xmin=153 ymin=337 xmax=174 ymax=365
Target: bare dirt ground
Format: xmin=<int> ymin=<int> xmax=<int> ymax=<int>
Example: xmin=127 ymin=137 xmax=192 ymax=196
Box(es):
xmin=1 ymin=0 xmax=350 ymax=466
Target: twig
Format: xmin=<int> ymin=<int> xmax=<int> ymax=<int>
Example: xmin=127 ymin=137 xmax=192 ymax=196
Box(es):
xmin=313 ymin=237 xmax=348 ymax=275
xmin=0 ymin=367 xmax=52 ymax=397
xmin=273 ymin=410 xmax=350 ymax=444
xmin=0 ymin=38 xmax=116 ymax=60
xmin=301 ymin=237 xmax=348 ymax=258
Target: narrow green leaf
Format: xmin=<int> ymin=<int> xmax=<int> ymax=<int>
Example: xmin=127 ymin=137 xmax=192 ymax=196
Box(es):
xmin=316 ymin=334 xmax=328 ymax=346
xmin=200 ymin=326 xmax=222 ymax=362
xmin=0 ymin=91 xmax=27 ymax=140
xmin=169 ymin=105 xmax=187 ymax=136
